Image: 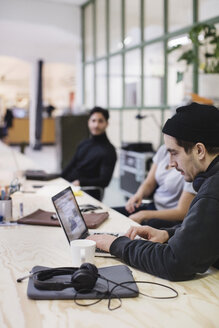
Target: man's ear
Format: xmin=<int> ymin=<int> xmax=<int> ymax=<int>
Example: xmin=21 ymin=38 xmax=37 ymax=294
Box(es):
xmin=195 ymin=143 xmax=206 ymax=160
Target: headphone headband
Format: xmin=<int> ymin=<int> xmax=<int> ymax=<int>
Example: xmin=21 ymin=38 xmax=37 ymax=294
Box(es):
xmin=32 ymin=263 xmax=99 ymax=292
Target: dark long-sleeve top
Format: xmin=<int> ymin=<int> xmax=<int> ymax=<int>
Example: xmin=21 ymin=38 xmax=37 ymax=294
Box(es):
xmin=110 ymin=156 xmax=219 ymax=281
xmin=61 ymin=133 xmax=117 ymax=187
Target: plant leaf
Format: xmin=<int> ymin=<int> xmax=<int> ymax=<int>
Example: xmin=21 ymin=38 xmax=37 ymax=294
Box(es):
xmin=177 ymin=50 xmax=196 ymax=65
xmin=167 ymin=44 xmax=182 ymax=54
xmin=177 ymin=71 xmax=184 ymax=83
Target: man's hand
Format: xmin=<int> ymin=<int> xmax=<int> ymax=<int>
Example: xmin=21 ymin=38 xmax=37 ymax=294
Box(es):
xmin=125 ymin=226 xmax=169 ymax=243
xmin=129 ymin=210 xmax=158 ymax=224
xmin=87 ymin=234 xmax=117 ymax=252
xmin=129 ymin=210 xmax=150 ymax=224
xmin=125 ymin=194 xmax=142 ymax=213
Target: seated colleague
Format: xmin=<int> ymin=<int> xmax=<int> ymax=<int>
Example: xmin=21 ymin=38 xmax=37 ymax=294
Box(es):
xmin=115 ymin=144 xmax=195 ymax=228
xmin=4 ymin=108 xmax=14 ymax=128
xmin=0 ymin=108 xmax=14 ymax=144
xmin=61 ymin=107 xmax=117 ymax=200
xmin=88 ymin=102 xmax=219 ymax=281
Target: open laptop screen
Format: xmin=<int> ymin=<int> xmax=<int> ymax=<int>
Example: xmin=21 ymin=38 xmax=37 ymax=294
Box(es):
xmin=52 ymin=187 xmax=88 ymax=243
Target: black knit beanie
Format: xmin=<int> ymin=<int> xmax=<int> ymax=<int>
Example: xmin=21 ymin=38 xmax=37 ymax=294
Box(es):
xmin=162 ymin=102 xmax=219 ymax=146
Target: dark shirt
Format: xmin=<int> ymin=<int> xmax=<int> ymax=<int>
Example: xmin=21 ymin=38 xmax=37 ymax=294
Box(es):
xmin=110 ymin=157 xmax=219 ymax=281
xmin=61 ymin=133 xmax=117 ymax=188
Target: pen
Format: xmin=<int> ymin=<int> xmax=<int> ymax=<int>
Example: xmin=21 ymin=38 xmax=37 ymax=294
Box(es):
xmin=1 ymin=189 xmax=5 ymax=200
xmin=20 ymin=203 xmax=24 ymax=217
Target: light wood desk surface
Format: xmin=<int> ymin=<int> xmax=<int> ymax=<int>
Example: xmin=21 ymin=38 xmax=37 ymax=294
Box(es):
xmin=0 ymin=143 xmax=219 ymax=328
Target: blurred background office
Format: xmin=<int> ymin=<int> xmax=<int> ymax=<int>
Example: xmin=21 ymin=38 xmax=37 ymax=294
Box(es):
xmin=0 ymin=0 xmax=218 ymax=205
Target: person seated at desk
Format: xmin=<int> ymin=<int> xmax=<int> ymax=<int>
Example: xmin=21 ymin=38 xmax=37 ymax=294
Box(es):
xmin=4 ymin=108 xmax=14 ymax=129
xmin=88 ymin=102 xmax=219 ymax=281
xmin=0 ymin=109 xmax=14 ymax=144
xmin=114 ymin=144 xmax=196 ymax=229
xmin=61 ymin=107 xmax=117 ymax=200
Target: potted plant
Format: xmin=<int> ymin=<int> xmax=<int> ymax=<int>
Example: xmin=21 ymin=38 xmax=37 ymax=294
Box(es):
xmin=168 ymin=23 xmax=219 ymax=83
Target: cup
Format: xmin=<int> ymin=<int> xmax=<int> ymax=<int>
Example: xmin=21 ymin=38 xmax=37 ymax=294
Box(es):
xmin=70 ymin=239 xmax=96 ymax=267
xmin=0 ymin=198 xmax=12 ymax=222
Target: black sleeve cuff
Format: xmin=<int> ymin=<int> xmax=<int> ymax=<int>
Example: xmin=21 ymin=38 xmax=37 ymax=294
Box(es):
xmin=110 ymin=236 xmax=131 ymax=257
xmin=165 ymin=226 xmax=178 ymax=239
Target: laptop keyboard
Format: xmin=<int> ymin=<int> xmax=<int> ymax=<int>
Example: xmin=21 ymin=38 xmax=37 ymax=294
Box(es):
xmin=93 ymin=232 xmax=120 ymax=237
xmin=93 ymin=232 xmax=120 ymax=254
xmin=95 ymin=247 xmax=108 ymax=254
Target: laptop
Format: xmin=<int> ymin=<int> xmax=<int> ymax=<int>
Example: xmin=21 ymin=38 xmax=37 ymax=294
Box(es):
xmin=52 ymin=186 xmax=119 ymax=257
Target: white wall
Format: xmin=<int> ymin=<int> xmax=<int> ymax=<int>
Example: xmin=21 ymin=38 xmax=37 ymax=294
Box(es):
xmin=0 ymin=0 xmax=81 ymax=62
xmin=0 ymin=0 xmax=82 ymax=106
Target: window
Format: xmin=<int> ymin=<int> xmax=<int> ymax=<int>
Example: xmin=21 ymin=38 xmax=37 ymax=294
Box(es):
xmin=168 ymin=0 xmax=193 ymax=32
xmin=96 ymin=0 xmax=106 ymax=58
xmin=96 ymin=60 xmax=107 ymax=107
xmin=109 ymin=0 xmax=122 ymax=53
xmin=125 ymin=49 xmax=141 ymax=107
xmin=84 ymin=64 xmax=94 ymax=108
xmin=167 ymin=35 xmax=193 ymax=106
xmin=198 ymin=0 xmax=219 ymax=21
xmin=109 ymin=55 xmax=123 ymax=107
xmin=144 ymin=42 xmax=164 ymax=106
xmin=144 ymin=0 xmax=163 ymax=40
xmin=82 ymin=0 xmax=219 ymax=149
xmin=124 ymin=0 xmax=141 ymax=48
xmin=84 ymin=3 xmax=94 ymax=62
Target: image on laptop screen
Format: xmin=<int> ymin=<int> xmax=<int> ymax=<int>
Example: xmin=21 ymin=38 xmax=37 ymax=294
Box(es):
xmin=52 ymin=187 xmax=88 ymax=242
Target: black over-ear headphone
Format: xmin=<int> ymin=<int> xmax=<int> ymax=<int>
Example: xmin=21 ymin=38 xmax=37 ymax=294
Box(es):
xmin=193 ymin=156 xmax=219 ymax=192
xmin=193 ymin=170 xmax=213 ymax=192
xmin=32 ymin=263 xmax=99 ymax=292
xmin=193 ymin=173 xmax=206 ymax=192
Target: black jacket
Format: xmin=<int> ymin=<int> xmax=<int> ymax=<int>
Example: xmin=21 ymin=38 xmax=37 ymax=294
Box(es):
xmin=61 ymin=133 xmax=117 ymax=187
xmin=110 ymin=157 xmax=219 ymax=281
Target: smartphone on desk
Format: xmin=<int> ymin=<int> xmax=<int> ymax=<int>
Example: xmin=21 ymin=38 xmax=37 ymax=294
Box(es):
xmin=79 ymin=204 xmax=102 ymax=213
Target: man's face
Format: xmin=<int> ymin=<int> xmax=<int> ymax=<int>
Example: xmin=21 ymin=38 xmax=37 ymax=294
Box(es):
xmin=88 ymin=112 xmax=108 ymax=136
xmin=164 ymin=134 xmax=201 ymax=182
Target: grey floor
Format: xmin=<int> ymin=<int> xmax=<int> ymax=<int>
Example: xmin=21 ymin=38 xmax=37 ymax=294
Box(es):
xmin=16 ymin=145 xmax=126 ymax=208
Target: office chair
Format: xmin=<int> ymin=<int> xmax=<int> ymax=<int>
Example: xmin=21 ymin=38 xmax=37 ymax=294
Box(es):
xmin=81 ymin=186 xmax=104 ymax=201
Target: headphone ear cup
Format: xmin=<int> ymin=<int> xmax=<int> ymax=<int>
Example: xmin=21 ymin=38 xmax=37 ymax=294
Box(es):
xmin=80 ymin=263 xmax=98 ymax=277
xmin=193 ymin=172 xmax=206 ymax=191
xmin=71 ymin=264 xmax=98 ymax=292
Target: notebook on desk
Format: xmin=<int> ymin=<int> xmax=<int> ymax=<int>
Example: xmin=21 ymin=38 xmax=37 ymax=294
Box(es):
xmin=17 ymin=209 xmax=109 ymax=229
xmin=52 ymin=186 xmax=121 ymax=257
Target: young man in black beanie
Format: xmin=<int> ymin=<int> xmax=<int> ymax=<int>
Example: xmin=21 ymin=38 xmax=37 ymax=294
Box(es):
xmin=88 ymin=102 xmax=219 ymax=281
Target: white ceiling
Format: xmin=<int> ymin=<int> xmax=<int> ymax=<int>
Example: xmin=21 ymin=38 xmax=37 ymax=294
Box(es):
xmin=0 ymin=0 xmax=83 ymax=63
xmin=0 ymin=0 xmax=84 ymax=97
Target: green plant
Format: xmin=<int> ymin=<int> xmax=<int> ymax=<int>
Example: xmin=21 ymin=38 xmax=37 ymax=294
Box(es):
xmin=168 ymin=23 xmax=219 ymax=83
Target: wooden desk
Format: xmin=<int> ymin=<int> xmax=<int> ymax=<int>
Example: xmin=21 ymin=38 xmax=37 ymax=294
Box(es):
xmin=0 ymin=143 xmax=219 ymax=328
